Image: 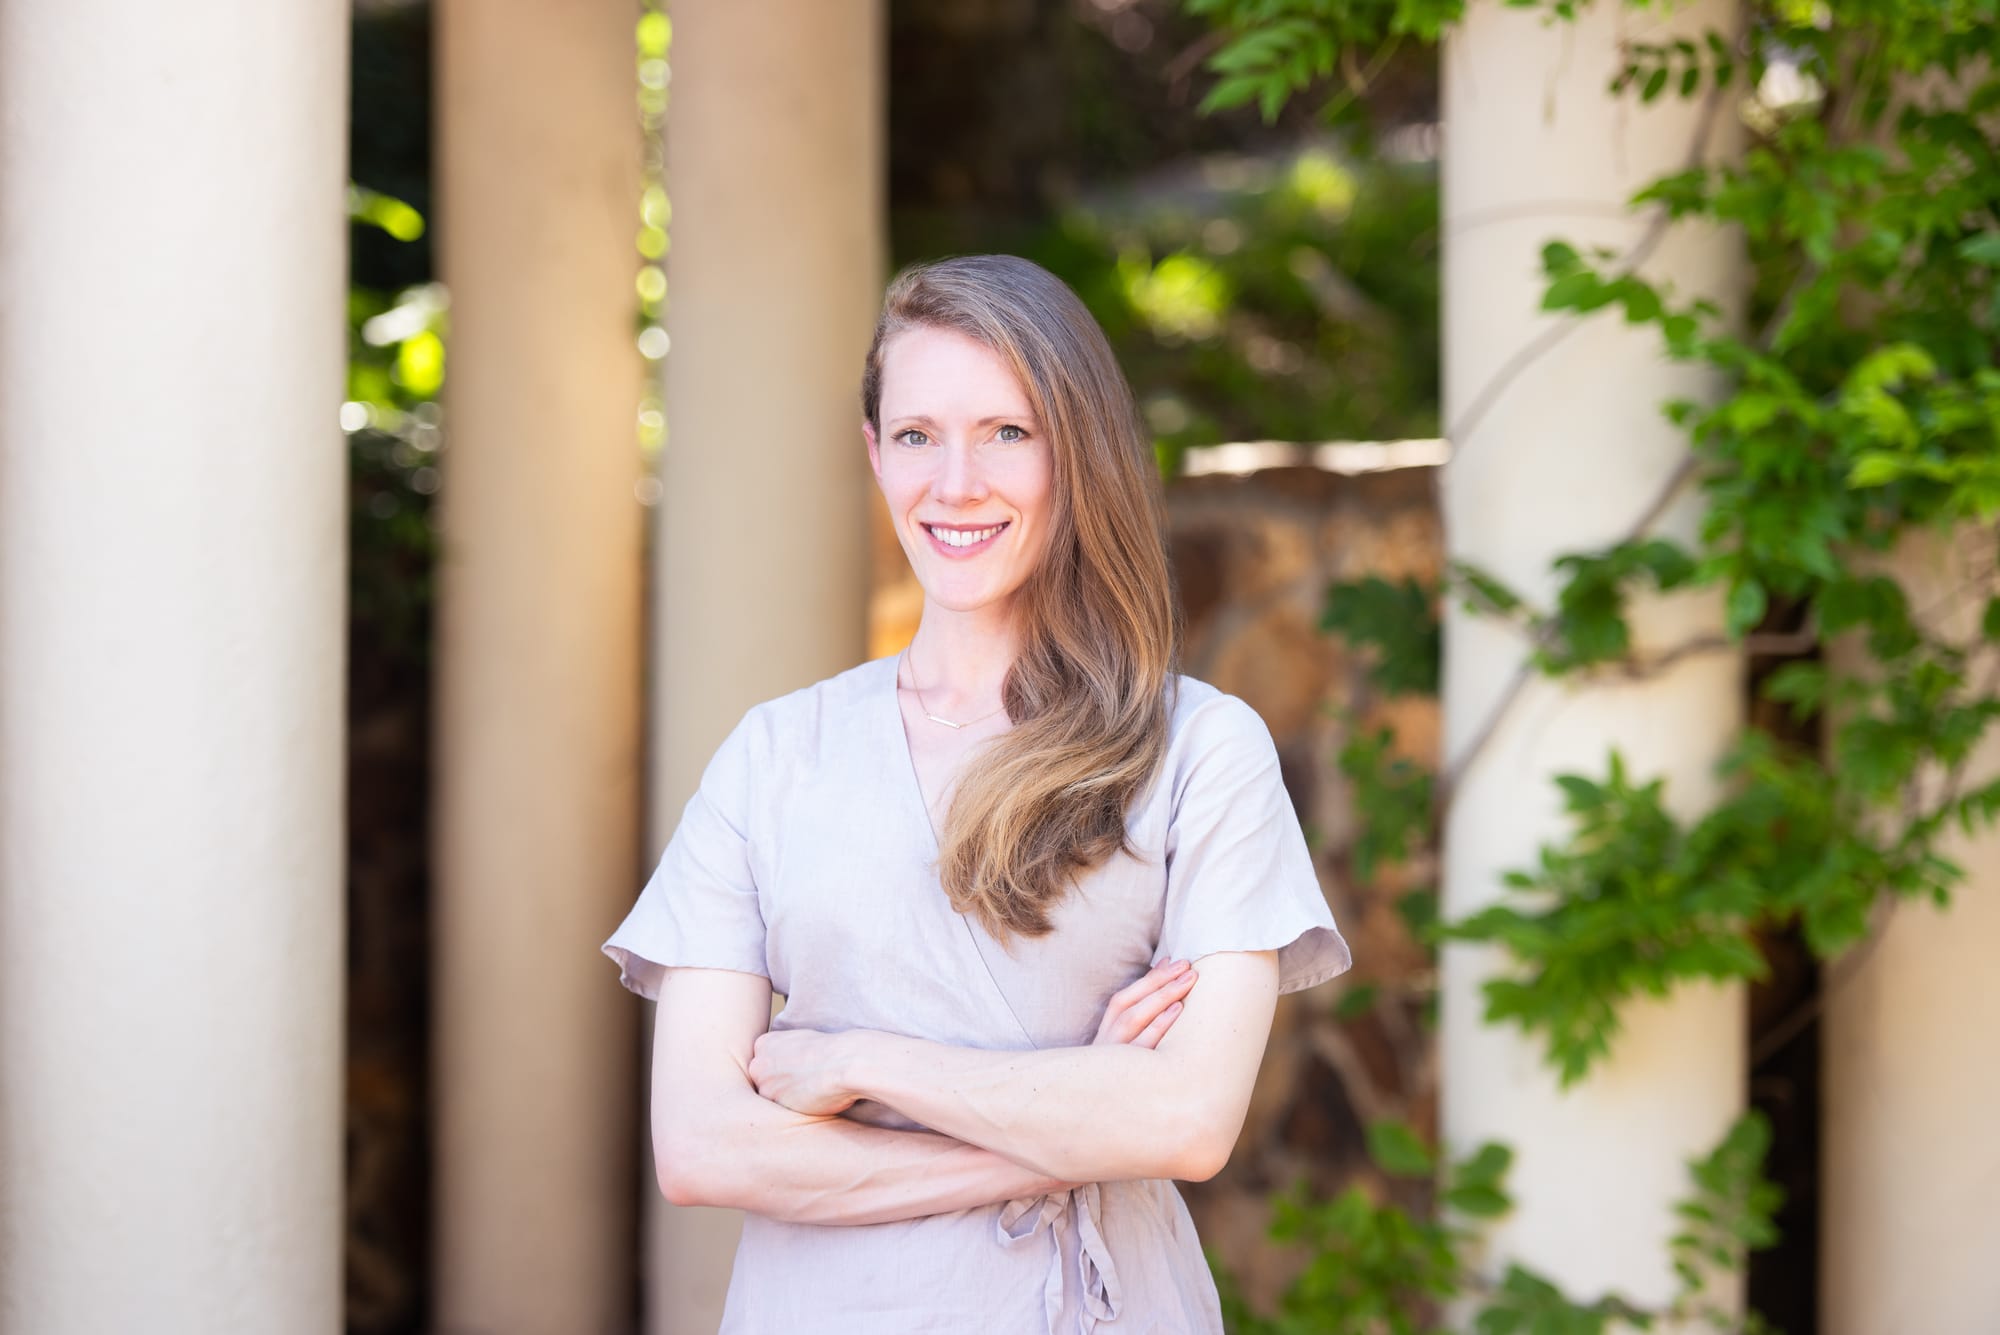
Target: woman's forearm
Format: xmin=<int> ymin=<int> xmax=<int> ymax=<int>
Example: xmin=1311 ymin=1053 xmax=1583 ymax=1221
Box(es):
xmin=727 ymin=956 xmax=1278 ymax=1193
xmin=842 ymin=1034 xmax=1231 ymax=1184
xmin=659 ymin=1085 xmax=1071 ymax=1226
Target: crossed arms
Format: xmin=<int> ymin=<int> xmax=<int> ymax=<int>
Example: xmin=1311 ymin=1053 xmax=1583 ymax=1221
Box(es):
xmin=649 ymin=949 xmax=1279 ymax=1227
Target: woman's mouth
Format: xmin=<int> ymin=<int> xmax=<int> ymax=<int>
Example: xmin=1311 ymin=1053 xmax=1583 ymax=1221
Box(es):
xmin=922 ymin=521 xmax=1010 ymax=558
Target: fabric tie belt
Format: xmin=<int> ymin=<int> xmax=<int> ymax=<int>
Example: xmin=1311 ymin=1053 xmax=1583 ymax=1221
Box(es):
xmin=998 ymin=1183 xmax=1122 ymax=1334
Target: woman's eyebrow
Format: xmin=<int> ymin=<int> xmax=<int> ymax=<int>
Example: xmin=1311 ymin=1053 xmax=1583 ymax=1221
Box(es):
xmin=887 ymin=412 xmax=1037 ymax=429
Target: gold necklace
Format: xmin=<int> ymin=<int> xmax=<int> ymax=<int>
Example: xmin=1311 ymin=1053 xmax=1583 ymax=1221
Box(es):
xmin=900 ymin=646 xmax=1009 ymax=729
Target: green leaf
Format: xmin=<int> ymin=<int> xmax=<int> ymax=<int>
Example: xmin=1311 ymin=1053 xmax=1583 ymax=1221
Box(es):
xmin=1726 ymin=578 xmax=1767 ymax=637
xmin=1761 ymin=661 xmax=1827 ymax=719
xmin=1847 ymin=451 xmax=1907 ymax=488
xmin=1395 ymin=886 xmax=1441 ymax=939
xmin=1454 ymin=562 xmax=1526 ymax=615
xmin=1542 ymin=270 xmax=1602 ymax=311
xmin=1541 ymin=239 xmax=1582 ymax=271
xmin=1452 ymin=1141 xmax=1514 ymax=1189
xmin=1322 ymin=576 xmax=1442 ymax=696
xmin=1366 ymin=1119 xmax=1436 ymax=1178
xmin=1334 ymin=982 xmax=1379 ymax=1020
xmin=1444 ymin=1183 xmax=1512 ymax=1218
xmin=1957 ymin=232 xmax=2000 ymax=266
xmin=1196 ymin=73 xmax=1266 ymax=115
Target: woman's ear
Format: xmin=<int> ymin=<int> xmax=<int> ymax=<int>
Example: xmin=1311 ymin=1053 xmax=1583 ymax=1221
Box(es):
xmin=862 ymin=419 xmax=881 ymax=478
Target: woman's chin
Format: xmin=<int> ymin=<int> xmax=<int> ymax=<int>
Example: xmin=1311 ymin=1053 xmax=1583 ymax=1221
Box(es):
xmin=914 ymin=578 xmax=1021 ymax=616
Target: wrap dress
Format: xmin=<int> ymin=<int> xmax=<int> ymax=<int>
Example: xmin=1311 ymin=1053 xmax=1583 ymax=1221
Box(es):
xmin=602 ymin=649 xmax=1353 ymax=1334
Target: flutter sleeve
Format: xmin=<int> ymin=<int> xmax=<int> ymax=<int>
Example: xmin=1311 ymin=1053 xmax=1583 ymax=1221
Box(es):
xmin=601 ymin=709 xmax=768 ymax=999
xmin=1154 ymin=694 xmax=1353 ymax=995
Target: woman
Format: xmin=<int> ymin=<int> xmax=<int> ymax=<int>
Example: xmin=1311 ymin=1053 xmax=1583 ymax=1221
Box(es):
xmin=602 ymin=254 xmax=1352 ymax=1333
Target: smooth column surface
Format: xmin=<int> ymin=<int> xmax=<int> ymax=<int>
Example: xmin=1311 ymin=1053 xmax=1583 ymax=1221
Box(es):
xmin=1439 ymin=0 xmax=1748 ymax=1311
xmin=431 ymin=1 xmax=647 ymax=1331
xmin=1822 ymin=524 xmax=2000 ymax=1334
xmin=0 ymin=2 xmax=350 ymax=1330
xmin=645 ymin=1 xmax=884 ymax=1330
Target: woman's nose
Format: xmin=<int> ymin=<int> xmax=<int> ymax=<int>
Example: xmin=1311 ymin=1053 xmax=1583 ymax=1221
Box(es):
xmin=931 ymin=440 xmax=988 ymax=504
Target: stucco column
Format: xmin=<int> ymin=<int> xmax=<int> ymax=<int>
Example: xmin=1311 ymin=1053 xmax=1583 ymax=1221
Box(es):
xmin=643 ymin=1 xmax=884 ymax=1330
xmin=1439 ymin=0 xmax=1747 ymax=1309
xmin=0 ymin=2 xmax=349 ymax=1330
xmin=1821 ymin=524 xmax=2000 ymax=1333
xmin=430 ymin=1 xmax=646 ymax=1331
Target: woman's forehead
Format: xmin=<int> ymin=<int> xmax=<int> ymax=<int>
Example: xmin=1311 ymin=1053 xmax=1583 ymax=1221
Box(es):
xmin=879 ymin=327 xmax=1035 ymax=419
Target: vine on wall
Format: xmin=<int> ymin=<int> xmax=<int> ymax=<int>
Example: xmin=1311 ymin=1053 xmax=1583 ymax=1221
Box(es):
xmin=1180 ymin=0 xmax=2000 ymax=1329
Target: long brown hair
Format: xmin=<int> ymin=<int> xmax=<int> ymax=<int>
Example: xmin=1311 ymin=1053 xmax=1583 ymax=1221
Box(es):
xmin=861 ymin=254 xmax=1183 ymax=941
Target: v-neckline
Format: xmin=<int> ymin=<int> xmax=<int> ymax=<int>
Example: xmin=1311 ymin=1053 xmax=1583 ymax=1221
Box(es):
xmin=882 ymin=650 xmax=1043 ymax=1049
xmin=885 ymin=649 xmax=944 ymax=861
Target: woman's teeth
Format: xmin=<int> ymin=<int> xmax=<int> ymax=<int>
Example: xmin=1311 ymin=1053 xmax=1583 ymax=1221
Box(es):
xmin=926 ymin=523 xmax=1006 ymax=548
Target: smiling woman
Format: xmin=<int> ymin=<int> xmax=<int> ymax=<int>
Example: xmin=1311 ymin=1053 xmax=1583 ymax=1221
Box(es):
xmin=601 ymin=254 xmax=1352 ymax=1334
xmin=867 ymin=323 xmax=1054 ymax=602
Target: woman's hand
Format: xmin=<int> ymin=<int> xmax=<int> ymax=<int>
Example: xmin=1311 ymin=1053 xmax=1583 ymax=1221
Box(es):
xmin=748 ymin=1028 xmax=861 ymax=1117
xmin=750 ymin=958 xmax=1196 ymax=1116
xmin=1092 ymin=958 xmax=1196 ymax=1048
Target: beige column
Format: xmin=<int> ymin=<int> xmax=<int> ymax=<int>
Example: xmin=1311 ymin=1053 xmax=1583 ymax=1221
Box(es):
xmin=1439 ymin=0 xmax=1748 ymax=1310
xmin=643 ymin=1 xmax=884 ymax=1330
xmin=0 ymin=2 xmax=349 ymax=1330
xmin=430 ymin=1 xmax=647 ymax=1331
xmin=1822 ymin=524 xmax=2000 ymax=1333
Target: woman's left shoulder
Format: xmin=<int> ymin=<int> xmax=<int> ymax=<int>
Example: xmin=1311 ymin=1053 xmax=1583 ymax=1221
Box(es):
xmin=1162 ymin=674 xmax=1278 ymax=754
xmin=1139 ymin=674 xmax=1287 ymax=818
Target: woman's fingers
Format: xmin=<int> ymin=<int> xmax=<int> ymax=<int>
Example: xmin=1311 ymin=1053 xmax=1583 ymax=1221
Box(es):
xmin=1096 ymin=959 xmax=1197 ymax=1044
xmin=1095 ymin=959 xmax=1184 ymax=1041
xmin=1130 ymin=1000 xmax=1184 ymax=1049
xmin=1113 ymin=967 xmax=1196 ymax=1043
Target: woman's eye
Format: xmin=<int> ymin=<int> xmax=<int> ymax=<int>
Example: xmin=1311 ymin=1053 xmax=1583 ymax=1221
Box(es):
xmin=997 ymin=424 xmax=1025 ymax=442
xmin=895 ymin=429 xmax=930 ymax=447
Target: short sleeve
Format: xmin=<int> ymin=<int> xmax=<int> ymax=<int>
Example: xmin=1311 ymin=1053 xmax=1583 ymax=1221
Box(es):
xmin=601 ymin=710 xmax=768 ymax=999
xmin=1155 ymin=695 xmax=1353 ymax=995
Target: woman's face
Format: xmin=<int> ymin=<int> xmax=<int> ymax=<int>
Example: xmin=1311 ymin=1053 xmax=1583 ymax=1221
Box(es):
xmin=865 ymin=325 xmax=1055 ymax=620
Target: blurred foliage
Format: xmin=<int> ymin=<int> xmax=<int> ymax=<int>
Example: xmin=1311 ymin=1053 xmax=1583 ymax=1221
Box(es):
xmin=890 ymin=1 xmax=1442 ymax=473
xmin=345 ymin=1 xmax=671 ymax=654
xmin=900 ymin=137 xmax=1448 ymax=471
xmin=1324 ymin=575 xmax=1442 ymax=695
xmin=1221 ymin=0 xmax=2000 ymax=1083
xmin=348 ymin=5 xmax=441 ymax=663
xmin=1338 ymin=722 xmax=1435 ymax=882
xmin=906 ymin=142 xmax=1441 ymax=475
xmin=345 ymin=272 xmax=444 ymax=660
xmin=635 ymin=4 xmax=669 ymax=456
xmin=1214 ymin=1113 xmax=1779 ymax=1335
xmin=1184 ymin=0 xmax=1999 ymax=1329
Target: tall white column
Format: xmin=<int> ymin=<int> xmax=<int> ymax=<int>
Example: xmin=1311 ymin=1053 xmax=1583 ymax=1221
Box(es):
xmin=430 ymin=1 xmax=646 ymax=1331
xmin=1822 ymin=524 xmax=2000 ymax=1333
xmin=1439 ymin=0 xmax=1747 ymax=1309
xmin=644 ymin=2 xmax=884 ymax=1330
xmin=0 ymin=2 xmax=349 ymax=1331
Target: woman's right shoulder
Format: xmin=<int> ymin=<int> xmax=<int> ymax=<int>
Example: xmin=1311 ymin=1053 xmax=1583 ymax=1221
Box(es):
xmin=713 ymin=652 xmax=893 ymax=765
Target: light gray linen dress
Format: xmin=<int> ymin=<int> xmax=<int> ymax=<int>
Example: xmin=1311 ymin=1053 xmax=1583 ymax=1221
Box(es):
xmin=602 ymin=650 xmax=1352 ymax=1334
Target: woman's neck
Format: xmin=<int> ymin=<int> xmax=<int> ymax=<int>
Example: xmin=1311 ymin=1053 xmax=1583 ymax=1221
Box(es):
xmin=904 ymin=602 xmax=1021 ymax=714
